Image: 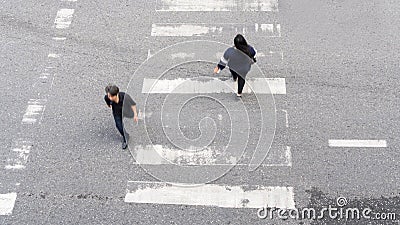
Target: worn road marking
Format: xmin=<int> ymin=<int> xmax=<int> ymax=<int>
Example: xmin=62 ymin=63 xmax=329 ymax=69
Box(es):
xmin=131 ymin=145 xmax=291 ymax=167
xmin=4 ymin=140 xmax=33 ymax=170
xmin=0 ymin=193 xmax=17 ymax=215
xmin=156 ymin=0 xmax=278 ymax=12
xmin=21 ymin=99 xmax=47 ymax=124
xmin=125 ymin=181 xmax=295 ymax=209
xmin=132 ymin=145 xmax=236 ymax=165
xmin=48 ymin=53 xmax=61 ymax=58
xmin=151 ymin=23 xmax=280 ymax=37
xmin=281 ymin=109 xmax=289 ymax=128
xmin=54 ymin=9 xmax=75 ymax=29
xmin=52 ymin=37 xmax=67 ymax=41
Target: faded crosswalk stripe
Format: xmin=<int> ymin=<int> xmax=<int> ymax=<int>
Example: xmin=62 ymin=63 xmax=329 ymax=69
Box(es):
xmin=54 ymin=9 xmax=75 ymax=29
xmin=0 ymin=193 xmax=17 ymax=215
xmin=125 ymin=181 xmax=295 ymax=209
xmin=151 ymin=23 xmax=281 ymax=37
xmin=156 ymin=0 xmax=278 ymax=12
xmin=142 ymin=78 xmax=286 ymax=94
xmin=329 ymin=139 xmax=387 ymax=148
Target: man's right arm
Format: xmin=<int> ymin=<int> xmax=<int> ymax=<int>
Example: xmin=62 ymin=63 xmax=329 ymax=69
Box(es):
xmin=104 ymin=95 xmax=111 ymax=108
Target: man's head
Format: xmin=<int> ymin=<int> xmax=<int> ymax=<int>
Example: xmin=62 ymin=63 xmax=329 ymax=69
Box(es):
xmin=106 ymin=85 xmax=119 ymax=102
xmin=105 ymin=85 xmax=112 ymax=94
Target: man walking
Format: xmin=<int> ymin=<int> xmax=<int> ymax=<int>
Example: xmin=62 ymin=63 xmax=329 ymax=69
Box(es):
xmin=105 ymin=85 xmax=138 ymax=149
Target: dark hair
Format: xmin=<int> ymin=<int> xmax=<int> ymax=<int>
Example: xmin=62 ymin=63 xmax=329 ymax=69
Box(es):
xmin=108 ymin=85 xmax=119 ymax=96
xmin=234 ymin=34 xmax=251 ymax=58
xmin=105 ymin=85 xmax=112 ymax=93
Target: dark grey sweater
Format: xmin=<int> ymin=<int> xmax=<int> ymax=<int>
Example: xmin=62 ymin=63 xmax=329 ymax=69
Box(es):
xmin=217 ymin=46 xmax=256 ymax=78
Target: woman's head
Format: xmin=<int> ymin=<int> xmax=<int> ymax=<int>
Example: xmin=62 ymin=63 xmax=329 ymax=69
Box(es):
xmin=234 ymin=34 xmax=251 ymax=57
xmin=234 ymin=34 xmax=248 ymax=48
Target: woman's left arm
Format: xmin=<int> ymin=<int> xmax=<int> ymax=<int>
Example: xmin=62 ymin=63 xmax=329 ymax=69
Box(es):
xmin=250 ymin=46 xmax=257 ymax=63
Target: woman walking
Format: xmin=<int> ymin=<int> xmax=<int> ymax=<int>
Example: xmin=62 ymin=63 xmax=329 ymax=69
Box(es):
xmin=214 ymin=34 xmax=257 ymax=97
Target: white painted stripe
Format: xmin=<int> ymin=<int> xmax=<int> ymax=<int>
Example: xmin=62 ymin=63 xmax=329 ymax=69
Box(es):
xmin=52 ymin=37 xmax=67 ymax=41
xmin=21 ymin=105 xmax=45 ymax=124
xmin=329 ymin=140 xmax=387 ymax=148
xmin=54 ymin=9 xmax=75 ymax=29
xmin=156 ymin=0 xmax=278 ymax=12
xmin=48 ymin=53 xmax=60 ymax=58
xmin=4 ymin=164 xmax=26 ymax=170
xmin=142 ymin=78 xmax=286 ymax=94
xmin=12 ymin=146 xmax=31 ymax=160
xmin=0 ymin=193 xmax=17 ymax=215
xmin=125 ymin=181 xmax=295 ymax=209
xmin=130 ymin=162 xmax=290 ymax=167
xmin=21 ymin=99 xmax=46 ymax=124
xmin=151 ymin=23 xmax=280 ymax=37
xmin=5 ymin=141 xmax=32 ymax=170
xmin=132 ymin=144 xmax=291 ymax=167
xmin=285 ymin=146 xmax=292 ymax=167
xmin=282 ymin=109 xmax=289 ymax=128
xmin=27 ymin=99 xmax=47 ymax=105
xmin=133 ymin=145 xmax=237 ymax=165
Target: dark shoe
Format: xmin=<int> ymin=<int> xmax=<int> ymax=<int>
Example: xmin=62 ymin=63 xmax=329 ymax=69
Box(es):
xmin=122 ymin=141 xmax=128 ymax=149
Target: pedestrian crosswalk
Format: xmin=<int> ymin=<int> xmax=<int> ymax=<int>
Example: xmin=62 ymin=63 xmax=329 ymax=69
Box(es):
xmin=0 ymin=0 xmax=78 ymax=217
xmin=125 ymin=0 xmax=294 ymax=209
xmin=0 ymin=0 xmax=394 ymax=222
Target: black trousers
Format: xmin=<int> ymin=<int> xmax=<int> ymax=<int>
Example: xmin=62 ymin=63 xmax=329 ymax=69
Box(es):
xmin=230 ymin=69 xmax=246 ymax=94
xmin=113 ymin=114 xmax=127 ymax=142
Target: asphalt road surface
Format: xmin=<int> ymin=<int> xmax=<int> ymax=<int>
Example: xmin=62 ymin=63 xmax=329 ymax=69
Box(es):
xmin=1 ymin=0 xmax=399 ymax=224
